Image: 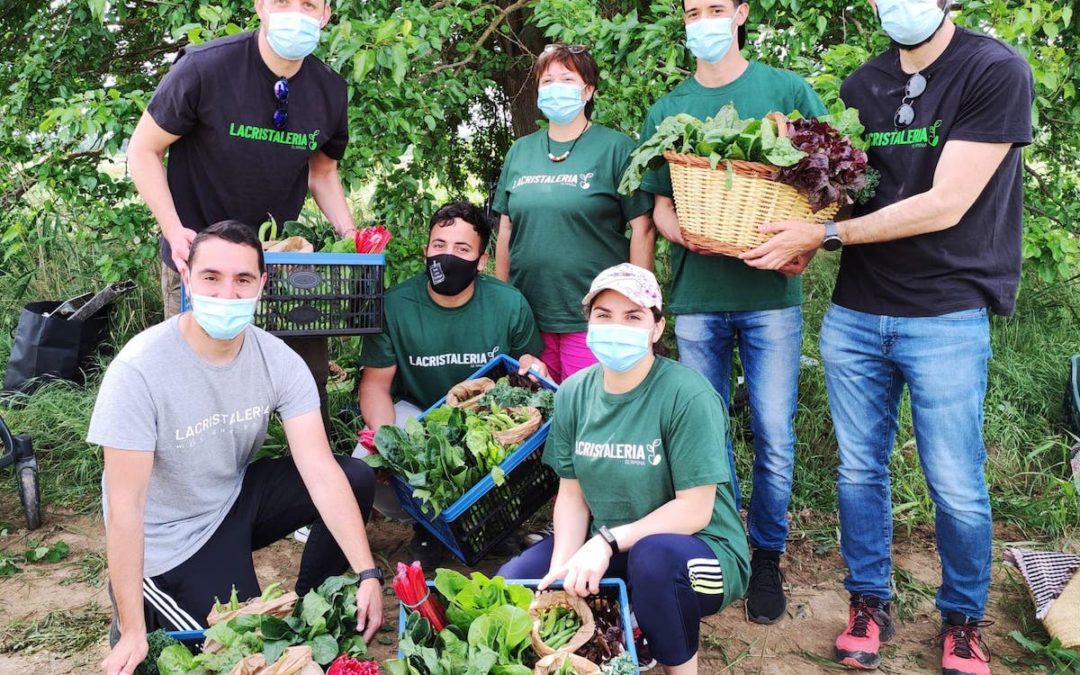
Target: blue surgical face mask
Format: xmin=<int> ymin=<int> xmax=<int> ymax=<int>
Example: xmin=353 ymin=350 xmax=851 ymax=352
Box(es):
xmin=190 ymin=293 xmax=259 ymax=340
xmin=266 ymin=11 xmax=321 ymax=61
xmin=586 ymin=323 xmax=653 ymax=373
xmin=875 ymin=0 xmax=947 ymax=46
xmin=685 ymin=17 xmax=735 ymax=64
xmin=537 ymin=83 xmax=586 ymax=125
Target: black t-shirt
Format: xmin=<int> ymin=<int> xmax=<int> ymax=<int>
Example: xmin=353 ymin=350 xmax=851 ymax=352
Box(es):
xmin=147 ymin=31 xmax=349 ymax=267
xmin=836 ymin=27 xmax=1033 ymax=317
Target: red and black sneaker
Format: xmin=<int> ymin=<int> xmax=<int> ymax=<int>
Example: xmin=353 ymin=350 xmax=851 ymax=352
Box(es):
xmin=834 ymin=593 xmax=895 ymax=670
xmin=939 ymin=613 xmax=992 ymax=675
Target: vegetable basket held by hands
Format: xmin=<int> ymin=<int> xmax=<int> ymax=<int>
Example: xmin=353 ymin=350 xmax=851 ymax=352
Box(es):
xmin=620 ymin=105 xmax=876 ymax=257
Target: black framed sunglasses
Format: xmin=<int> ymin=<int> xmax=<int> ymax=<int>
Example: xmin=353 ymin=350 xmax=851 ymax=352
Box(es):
xmin=543 ymin=43 xmax=589 ymax=54
xmin=272 ymin=77 xmax=289 ymax=130
xmin=894 ymin=72 xmax=927 ymax=129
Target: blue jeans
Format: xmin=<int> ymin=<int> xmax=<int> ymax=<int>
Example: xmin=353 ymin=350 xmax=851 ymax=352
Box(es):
xmin=675 ymin=307 xmax=802 ymax=552
xmin=820 ymin=304 xmax=992 ymax=619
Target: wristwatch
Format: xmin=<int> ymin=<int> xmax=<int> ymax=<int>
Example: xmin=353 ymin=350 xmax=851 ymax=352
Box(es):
xmin=596 ymin=526 xmax=619 ymax=555
xmin=356 ymin=567 xmax=384 ymax=585
xmin=822 ymin=220 xmax=843 ymax=252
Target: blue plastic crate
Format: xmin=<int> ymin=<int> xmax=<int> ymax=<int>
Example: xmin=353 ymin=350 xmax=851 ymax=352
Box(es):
xmin=180 ymin=251 xmax=385 ymax=337
xmin=396 ymin=578 xmax=639 ymax=673
xmin=391 ymin=354 xmax=559 ymax=564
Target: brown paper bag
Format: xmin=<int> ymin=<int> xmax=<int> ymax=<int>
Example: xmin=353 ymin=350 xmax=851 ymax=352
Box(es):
xmin=263 ymin=236 xmax=314 ymax=253
xmin=207 ymin=591 xmax=299 ymax=626
xmin=533 ymin=653 xmax=601 ymax=675
xmin=446 ymin=377 xmax=495 ymax=409
xmin=529 ymin=590 xmax=595 ymax=658
xmin=227 ymin=646 xmax=322 ymax=675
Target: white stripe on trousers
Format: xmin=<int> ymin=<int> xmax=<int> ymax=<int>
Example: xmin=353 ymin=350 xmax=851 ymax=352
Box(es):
xmin=142 ymin=578 xmax=203 ymax=631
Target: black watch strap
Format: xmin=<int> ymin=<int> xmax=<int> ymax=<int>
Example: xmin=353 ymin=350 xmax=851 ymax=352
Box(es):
xmin=597 ymin=526 xmax=619 ymax=555
xmin=357 ymin=567 xmax=384 ymax=585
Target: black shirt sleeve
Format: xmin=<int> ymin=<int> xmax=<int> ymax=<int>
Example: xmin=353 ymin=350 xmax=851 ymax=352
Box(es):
xmin=950 ymin=50 xmax=1033 ymax=147
xmin=320 ymin=78 xmax=349 ymax=160
xmin=146 ymin=50 xmax=201 ymax=137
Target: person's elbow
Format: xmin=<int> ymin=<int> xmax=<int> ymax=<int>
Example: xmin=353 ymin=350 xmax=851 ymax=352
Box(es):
xmin=679 ymin=487 xmax=716 ymax=532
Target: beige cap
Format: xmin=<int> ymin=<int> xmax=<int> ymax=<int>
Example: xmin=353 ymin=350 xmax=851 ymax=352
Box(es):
xmin=581 ymin=263 xmax=663 ymax=312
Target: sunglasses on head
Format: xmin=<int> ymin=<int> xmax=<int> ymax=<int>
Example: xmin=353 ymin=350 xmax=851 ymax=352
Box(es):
xmin=894 ymin=72 xmax=927 ymax=129
xmin=543 ymin=43 xmax=589 ymax=55
xmin=272 ymin=77 xmax=289 ymax=130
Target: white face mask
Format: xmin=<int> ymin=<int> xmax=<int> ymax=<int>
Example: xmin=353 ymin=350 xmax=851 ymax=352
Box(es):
xmin=875 ymin=0 xmax=947 ymax=46
xmin=265 ymin=11 xmax=321 ymax=61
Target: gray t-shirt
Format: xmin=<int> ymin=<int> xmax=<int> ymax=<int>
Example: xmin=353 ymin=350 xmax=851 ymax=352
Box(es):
xmin=87 ymin=316 xmax=318 ymax=577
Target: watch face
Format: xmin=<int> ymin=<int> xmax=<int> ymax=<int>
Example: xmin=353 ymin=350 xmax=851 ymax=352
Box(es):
xmin=823 ymin=236 xmax=842 ymax=252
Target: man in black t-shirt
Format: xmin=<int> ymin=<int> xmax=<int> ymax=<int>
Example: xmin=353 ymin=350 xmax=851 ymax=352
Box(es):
xmin=740 ymin=1 xmax=1032 ymax=673
xmin=128 ymin=0 xmax=356 ymax=429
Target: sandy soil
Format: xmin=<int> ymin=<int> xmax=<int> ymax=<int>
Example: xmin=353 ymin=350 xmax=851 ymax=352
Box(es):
xmin=0 ymin=504 xmax=1053 ymax=675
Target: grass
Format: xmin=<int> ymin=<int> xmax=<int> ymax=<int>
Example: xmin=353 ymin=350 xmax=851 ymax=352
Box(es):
xmin=0 ymin=603 xmax=110 ymax=655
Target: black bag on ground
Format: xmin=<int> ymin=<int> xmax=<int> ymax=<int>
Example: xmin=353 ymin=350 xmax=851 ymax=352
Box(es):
xmin=3 ymin=300 xmax=113 ymax=394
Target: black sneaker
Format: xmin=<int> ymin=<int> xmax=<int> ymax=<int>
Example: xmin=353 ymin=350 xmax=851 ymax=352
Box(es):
xmin=408 ymin=524 xmax=446 ymax=571
xmin=746 ymin=549 xmax=787 ymax=624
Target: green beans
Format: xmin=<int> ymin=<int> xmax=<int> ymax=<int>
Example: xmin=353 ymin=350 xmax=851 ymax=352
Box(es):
xmin=539 ymin=605 xmax=582 ymax=650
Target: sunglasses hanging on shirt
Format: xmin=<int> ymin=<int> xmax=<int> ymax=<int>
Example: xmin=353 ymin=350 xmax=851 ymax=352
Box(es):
xmin=272 ymin=77 xmax=289 ymax=130
xmin=894 ymin=72 xmax=927 ymax=129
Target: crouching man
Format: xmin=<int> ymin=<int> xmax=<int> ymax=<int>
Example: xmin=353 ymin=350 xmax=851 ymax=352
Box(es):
xmin=91 ymin=221 xmax=383 ymax=675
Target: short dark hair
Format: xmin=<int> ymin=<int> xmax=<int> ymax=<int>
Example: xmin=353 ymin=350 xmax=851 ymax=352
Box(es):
xmin=429 ymin=202 xmax=492 ymax=253
xmin=188 ymin=220 xmax=265 ymax=275
xmin=533 ymin=46 xmax=600 ymax=119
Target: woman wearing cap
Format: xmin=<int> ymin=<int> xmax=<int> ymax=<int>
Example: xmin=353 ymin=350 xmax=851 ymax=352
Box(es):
xmin=492 ymin=44 xmax=655 ymax=384
xmin=498 ymin=264 xmax=749 ymax=674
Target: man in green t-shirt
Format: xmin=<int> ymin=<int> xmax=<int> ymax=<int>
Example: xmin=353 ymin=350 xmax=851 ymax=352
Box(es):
xmin=636 ymin=0 xmax=827 ymax=625
xmin=355 ymin=201 xmax=546 ymax=566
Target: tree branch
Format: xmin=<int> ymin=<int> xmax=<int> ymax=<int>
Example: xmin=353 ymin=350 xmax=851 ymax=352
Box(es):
xmin=430 ymin=0 xmax=534 ymax=74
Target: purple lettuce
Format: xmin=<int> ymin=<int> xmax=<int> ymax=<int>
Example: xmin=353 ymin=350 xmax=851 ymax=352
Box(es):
xmin=776 ymin=118 xmax=870 ymax=212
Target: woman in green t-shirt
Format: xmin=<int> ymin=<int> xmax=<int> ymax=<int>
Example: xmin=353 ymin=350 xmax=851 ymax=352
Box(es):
xmin=492 ymin=45 xmax=655 ymax=383
xmin=498 ymin=264 xmax=749 ymax=674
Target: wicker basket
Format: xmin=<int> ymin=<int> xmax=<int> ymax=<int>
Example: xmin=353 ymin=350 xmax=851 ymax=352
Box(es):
xmin=1043 ymin=571 xmax=1080 ymax=648
xmin=665 ymin=150 xmax=840 ymax=257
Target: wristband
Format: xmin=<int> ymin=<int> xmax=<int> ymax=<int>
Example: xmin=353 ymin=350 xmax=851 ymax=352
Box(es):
xmin=597 ymin=525 xmax=619 ymax=555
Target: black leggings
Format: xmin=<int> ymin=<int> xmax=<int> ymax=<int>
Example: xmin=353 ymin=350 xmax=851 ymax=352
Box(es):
xmin=111 ymin=455 xmax=374 ymax=639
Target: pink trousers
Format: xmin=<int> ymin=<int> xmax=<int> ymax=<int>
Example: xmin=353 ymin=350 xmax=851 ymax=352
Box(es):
xmin=540 ymin=331 xmax=597 ymax=384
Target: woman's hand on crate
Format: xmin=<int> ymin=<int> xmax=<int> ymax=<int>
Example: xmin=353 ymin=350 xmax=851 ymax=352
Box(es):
xmin=539 ymin=535 xmax=612 ymax=597
xmin=518 ymin=355 xmax=551 ymax=382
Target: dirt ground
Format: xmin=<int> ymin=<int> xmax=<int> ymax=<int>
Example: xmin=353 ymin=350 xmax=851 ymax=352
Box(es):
xmin=0 ymin=504 xmax=1057 ymax=675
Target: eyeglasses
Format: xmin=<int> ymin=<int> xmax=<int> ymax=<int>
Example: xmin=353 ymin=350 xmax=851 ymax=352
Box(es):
xmin=894 ymin=72 xmax=927 ymax=129
xmin=543 ymin=43 xmax=589 ymax=54
xmin=272 ymin=77 xmax=289 ymax=130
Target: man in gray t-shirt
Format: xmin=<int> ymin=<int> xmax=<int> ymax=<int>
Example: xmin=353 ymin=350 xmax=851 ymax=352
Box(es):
xmin=90 ymin=221 xmax=382 ymax=675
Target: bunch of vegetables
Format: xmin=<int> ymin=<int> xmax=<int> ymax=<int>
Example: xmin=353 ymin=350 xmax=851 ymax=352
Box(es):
xmin=384 ymin=570 xmax=536 ymax=675
xmin=598 ymin=653 xmax=637 ymax=675
xmin=538 ymin=606 xmax=583 ymax=650
xmin=555 ymin=655 xmax=577 ymax=675
xmin=327 ymin=225 xmax=393 ymax=254
xmin=366 ymin=401 xmax=540 ymax=516
xmin=476 ymin=376 xmax=555 ymax=420
xmin=618 ymin=103 xmax=877 ymax=213
xmin=155 ymin=575 xmax=374 ymax=674
xmin=328 ymin=656 xmax=380 ymax=675
xmin=573 ymin=597 xmax=626 ymax=666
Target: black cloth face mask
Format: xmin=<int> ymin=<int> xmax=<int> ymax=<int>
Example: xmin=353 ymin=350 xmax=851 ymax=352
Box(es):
xmin=426 ymin=253 xmax=480 ymax=296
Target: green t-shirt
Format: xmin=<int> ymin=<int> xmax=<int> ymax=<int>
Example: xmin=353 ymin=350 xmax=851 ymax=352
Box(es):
xmin=639 ymin=61 xmax=827 ymax=314
xmin=543 ymin=356 xmax=750 ymax=607
xmin=492 ymin=124 xmax=654 ymax=333
xmin=360 ymin=273 xmax=544 ymax=408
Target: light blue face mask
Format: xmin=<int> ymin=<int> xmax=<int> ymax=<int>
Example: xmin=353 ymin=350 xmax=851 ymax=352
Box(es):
xmin=537 ymin=83 xmax=586 ymax=125
xmin=190 ymin=293 xmax=259 ymax=340
xmin=586 ymin=323 xmax=653 ymax=373
xmin=685 ymin=17 xmax=735 ymax=64
xmin=266 ymin=11 xmax=321 ymax=61
xmin=875 ymin=0 xmax=947 ymax=46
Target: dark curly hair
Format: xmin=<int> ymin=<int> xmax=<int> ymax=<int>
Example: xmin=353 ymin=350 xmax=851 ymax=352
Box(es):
xmin=429 ymin=201 xmax=493 ymax=253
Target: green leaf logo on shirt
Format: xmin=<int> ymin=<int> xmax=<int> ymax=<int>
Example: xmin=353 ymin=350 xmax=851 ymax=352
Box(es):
xmin=308 ymin=129 xmax=320 ymax=151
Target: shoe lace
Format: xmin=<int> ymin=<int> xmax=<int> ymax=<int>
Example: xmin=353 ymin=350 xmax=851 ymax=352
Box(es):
xmin=937 ymin=620 xmax=993 ymax=662
xmin=847 ymin=599 xmax=888 ymax=638
xmin=750 ymin=557 xmax=782 ymax=590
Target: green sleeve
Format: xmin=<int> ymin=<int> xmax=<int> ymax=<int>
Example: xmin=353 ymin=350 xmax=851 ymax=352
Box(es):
xmin=358 ymin=328 xmax=396 ymax=369
xmin=491 ymin=142 xmax=515 ymax=215
xmin=509 ymin=294 xmax=544 ymax=358
xmin=615 ymin=136 xmax=655 ymax=221
xmin=542 ymin=386 xmax=576 ymax=479
xmin=793 ymin=75 xmax=827 ymax=118
xmin=664 ymin=391 xmax=731 ymax=491
xmin=637 ymin=106 xmax=673 ymax=198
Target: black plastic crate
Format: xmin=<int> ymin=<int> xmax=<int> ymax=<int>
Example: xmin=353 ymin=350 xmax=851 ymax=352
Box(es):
xmin=257 ymin=252 xmax=385 ymax=337
xmin=392 ymin=355 xmax=559 ymax=565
